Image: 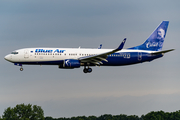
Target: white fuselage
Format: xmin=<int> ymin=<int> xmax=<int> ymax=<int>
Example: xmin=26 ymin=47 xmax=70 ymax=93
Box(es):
xmin=5 ymin=47 xmax=156 ymax=64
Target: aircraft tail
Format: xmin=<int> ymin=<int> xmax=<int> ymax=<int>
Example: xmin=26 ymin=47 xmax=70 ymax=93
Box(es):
xmin=129 ymin=21 xmax=169 ymax=51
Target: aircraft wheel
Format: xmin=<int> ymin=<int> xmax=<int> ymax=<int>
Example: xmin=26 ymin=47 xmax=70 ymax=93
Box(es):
xmin=88 ymin=68 xmax=92 ymax=73
xmin=83 ymin=68 xmax=88 ymax=73
xmin=20 ymin=68 xmax=23 ymax=71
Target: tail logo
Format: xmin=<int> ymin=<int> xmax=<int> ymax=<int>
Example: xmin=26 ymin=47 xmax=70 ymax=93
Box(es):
xmin=146 ymin=42 xmax=159 ymax=48
xmin=157 ymin=28 xmax=165 ymax=40
xmin=145 ymin=27 xmax=166 ymax=50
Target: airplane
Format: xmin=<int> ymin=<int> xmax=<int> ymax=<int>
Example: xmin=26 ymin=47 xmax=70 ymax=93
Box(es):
xmin=4 ymin=21 xmax=174 ymax=73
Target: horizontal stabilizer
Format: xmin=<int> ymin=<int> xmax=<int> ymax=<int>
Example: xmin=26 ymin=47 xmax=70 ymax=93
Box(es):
xmin=151 ymin=49 xmax=174 ymax=55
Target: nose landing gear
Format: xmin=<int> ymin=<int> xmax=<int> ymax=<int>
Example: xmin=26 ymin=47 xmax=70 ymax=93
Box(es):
xmin=20 ymin=66 xmax=23 ymax=71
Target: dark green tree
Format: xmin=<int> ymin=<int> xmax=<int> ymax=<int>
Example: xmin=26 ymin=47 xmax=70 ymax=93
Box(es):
xmin=0 ymin=116 xmax=3 ymax=120
xmin=45 ymin=116 xmax=54 ymax=120
xmin=2 ymin=103 xmax=44 ymax=120
xmin=43 ymin=110 xmax=180 ymax=120
xmin=87 ymin=115 xmax=97 ymax=120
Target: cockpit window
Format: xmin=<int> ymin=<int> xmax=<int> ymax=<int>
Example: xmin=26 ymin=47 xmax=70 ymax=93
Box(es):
xmin=11 ymin=51 xmax=18 ymax=54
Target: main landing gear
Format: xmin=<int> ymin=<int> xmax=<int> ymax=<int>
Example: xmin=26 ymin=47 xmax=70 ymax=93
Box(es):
xmin=83 ymin=66 xmax=92 ymax=73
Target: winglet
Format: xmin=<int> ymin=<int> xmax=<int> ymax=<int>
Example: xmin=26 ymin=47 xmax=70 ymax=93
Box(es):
xmin=117 ymin=38 xmax=126 ymax=50
xmin=98 ymin=44 xmax=102 ymax=49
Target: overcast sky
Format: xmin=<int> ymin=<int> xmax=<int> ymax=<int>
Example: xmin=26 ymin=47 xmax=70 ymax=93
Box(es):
xmin=0 ymin=0 xmax=180 ymax=118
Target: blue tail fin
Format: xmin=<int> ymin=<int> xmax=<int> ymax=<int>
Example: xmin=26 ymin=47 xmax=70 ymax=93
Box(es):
xmin=129 ymin=21 xmax=169 ymax=51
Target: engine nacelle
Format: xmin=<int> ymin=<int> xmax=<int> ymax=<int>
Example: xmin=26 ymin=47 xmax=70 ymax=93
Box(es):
xmin=59 ymin=59 xmax=80 ymax=68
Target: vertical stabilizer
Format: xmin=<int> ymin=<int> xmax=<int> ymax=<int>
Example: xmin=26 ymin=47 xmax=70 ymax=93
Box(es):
xmin=129 ymin=21 xmax=169 ymax=51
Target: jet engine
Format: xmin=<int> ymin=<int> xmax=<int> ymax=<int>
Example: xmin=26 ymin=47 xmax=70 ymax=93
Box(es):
xmin=59 ymin=59 xmax=80 ymax=69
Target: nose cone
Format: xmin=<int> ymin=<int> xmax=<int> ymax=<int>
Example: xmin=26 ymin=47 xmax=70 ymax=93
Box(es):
xmin=4 ymin=54 xmax=12 ymax=62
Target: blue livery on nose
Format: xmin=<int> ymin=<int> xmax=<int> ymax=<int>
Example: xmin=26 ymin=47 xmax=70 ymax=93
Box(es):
xmin=129 ymin=21 xmax=169 ymax=51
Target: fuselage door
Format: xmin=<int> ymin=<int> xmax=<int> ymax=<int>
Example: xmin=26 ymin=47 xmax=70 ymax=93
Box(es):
xmin=24 ymin=49 xmax=29 ymax=58
xmin=138 ymin=52 xmax=142 ymax=61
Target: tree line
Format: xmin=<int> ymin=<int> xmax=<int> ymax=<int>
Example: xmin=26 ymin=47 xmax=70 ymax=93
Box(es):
xmin=45 ymin=110 xmax=180 ymax=120
xmin=1 ymin=104 xmax=180 ymax=120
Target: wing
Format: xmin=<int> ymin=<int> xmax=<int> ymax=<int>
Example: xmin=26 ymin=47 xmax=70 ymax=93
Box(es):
xmin=79 ymin=38 xmax=126 ymax=65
